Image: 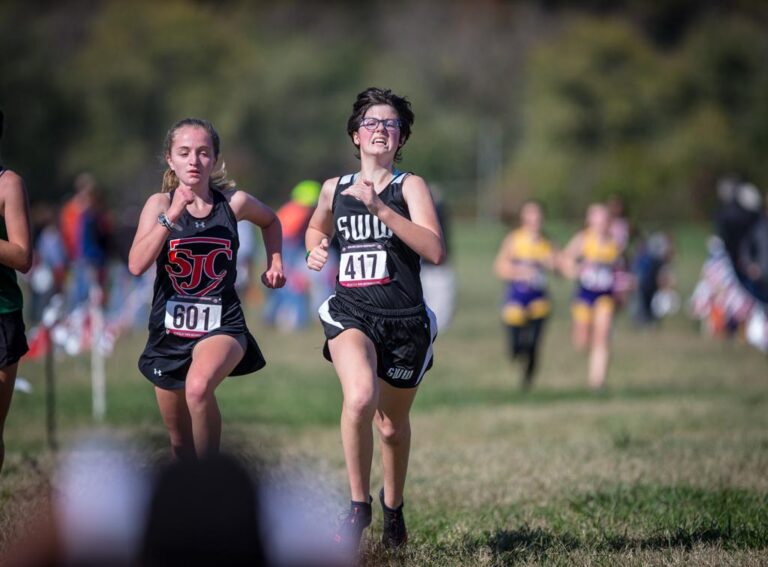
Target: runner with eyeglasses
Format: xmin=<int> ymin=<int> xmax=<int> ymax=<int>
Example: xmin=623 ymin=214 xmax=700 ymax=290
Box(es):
xmin=306 ymin=87 xmax=444 ymax=553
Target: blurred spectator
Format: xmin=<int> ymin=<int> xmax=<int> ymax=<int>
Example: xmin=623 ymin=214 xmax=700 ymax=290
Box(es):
xmin=607 ymin=194 xmax=632 ymax=251
xmin=264 ymin=180 xmax=331 ymax=331
xmin=715 ymin=178 xmax=762 ymax=272
xmin=107 ymin=203 xmax=151 ymax=330
xmin=688 ymin=178 xmax=768 ymax=349
xmin=420 ymin=184 xmax=456 ymax=331
xmin=236 ymin=219 xmax=259 ymax=304
xmin=738 ymin=195 xmax=768 ymax=304
xmin=6 ymin=437 xmax=150 ymax=566
xmin=689 ymin=236 xmax=755 ymax=340
xmin=144 ymin=454 xmax=351 ymax=566
xmin=606 ymin=195 xmax=635 ymax=307
xmin=6 ymin=442 xmax=352 ymax=567
xmin=631 ymin=230 xmax=676 ymax=325
xmin=141 ymin=454 xmax=266 ymax=566
xmin=60 ymin=173 xmax=113 ymax=306
xmin=27 ymin=204 xmax=67 ymax=324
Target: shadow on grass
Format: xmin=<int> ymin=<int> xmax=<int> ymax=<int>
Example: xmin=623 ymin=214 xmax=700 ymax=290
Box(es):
xmin=463 ymin=484 xmax=768 ymax=562
xmin=473 ymin=522 xmax=755 ymax=562
xmin=484 ymin=525 xmax=579 ymax=555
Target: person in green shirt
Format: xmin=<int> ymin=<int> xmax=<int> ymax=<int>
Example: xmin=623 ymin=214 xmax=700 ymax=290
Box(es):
xmin=0 ymin=109 xmax=33 ymax=474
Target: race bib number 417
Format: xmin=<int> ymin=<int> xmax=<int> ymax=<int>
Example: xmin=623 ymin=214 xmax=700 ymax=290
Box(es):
xmin=339 ymin=243 xmax=390 ymax=288
xmin=165 ymin=295 xmax=222 ymax=338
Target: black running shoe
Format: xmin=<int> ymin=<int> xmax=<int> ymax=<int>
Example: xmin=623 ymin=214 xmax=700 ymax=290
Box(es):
xmin=379 ymin=488 xmax=408 ymax=548
xmin=333 ymin=497 xmax=372 ymax=552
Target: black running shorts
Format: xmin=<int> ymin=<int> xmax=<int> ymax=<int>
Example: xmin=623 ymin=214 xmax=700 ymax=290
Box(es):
xmin=318 ymin=295 xmax=437 ymax=388
xmin=138 ymin=331 xmax=265 ymax=390
xmin=0 ymin=309 xmax=29 ymax=368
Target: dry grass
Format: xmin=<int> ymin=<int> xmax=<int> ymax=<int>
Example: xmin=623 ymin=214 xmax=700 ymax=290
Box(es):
xmin=1 ymin=222 xmax=767 ymax=565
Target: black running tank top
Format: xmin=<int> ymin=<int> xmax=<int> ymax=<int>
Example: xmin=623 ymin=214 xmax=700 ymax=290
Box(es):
xmin=147 ymin=189 xmax=247 ymax=340
xmin=332 ymin=172 xmax=423 ymax=310
xmin=0 ymin=167 xmax=24 ymax=314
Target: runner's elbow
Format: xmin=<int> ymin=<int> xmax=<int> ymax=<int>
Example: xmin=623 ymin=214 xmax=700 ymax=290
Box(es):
xmin=8 ymin=248 xmax=32 ymax=273
xmin=128 ymin=257 xmax=147 ymax=276
xmin=18 ymin=257 xmax=33 ymax=274
xmin=427 ymin=245 xmax=446 ymax=266
xmin=20 ymin=249 xmax=33 ymax=273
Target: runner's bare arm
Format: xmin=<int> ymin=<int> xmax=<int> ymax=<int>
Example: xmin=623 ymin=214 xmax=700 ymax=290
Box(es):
xmin=128 ymin=193 xmax=173 ymax=276
xmin=227 ymin=189 xmax=285 ymax=289
xmin=558 ymin=232 xmax=584 ymax=280
xmin=346 ymin=175 xmax=444 ymax=265
xmin=0 ymin=171 xmax=32 ymax=273
xmin=493 ymin=234 xmax=520 ymax=281
xmin=305 ymin=178 xmax=337 ymax=272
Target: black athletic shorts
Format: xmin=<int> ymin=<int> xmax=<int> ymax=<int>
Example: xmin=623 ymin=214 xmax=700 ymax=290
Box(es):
xmin=318 ymin=295 xmax=437 ymax=389
xmin=138 ymin=331 xmax=265 ymax=391
xmin=0 ymin=309 xmax=29 ymax=368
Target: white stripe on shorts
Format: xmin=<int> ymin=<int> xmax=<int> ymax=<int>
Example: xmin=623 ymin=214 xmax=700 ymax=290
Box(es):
xmin=414 ymin=304 xmax=438 ymax=385
xmin=318 ymin=295 xmax=344 ymax=329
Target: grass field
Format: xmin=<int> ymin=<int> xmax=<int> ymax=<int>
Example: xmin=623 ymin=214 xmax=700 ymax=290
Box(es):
xmin=2 ymin=222 xmax=767 ymax=566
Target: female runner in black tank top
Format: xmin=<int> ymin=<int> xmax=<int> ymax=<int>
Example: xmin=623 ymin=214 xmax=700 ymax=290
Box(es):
xmin=306 ymin=88 xmax=445 ymax=552
xmin=129 ymin=118 xmax=284 ymax=460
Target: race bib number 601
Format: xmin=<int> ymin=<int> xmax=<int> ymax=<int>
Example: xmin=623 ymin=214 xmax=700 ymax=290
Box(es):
xmin=165 ymin=295 xmax=222 ymax=338
xmin=339 ymin=243 xmax=390 ymax=288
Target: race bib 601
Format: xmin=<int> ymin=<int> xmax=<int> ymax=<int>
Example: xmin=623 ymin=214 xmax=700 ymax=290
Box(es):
xmin=165 ymin=295 xmax=222 ymax=338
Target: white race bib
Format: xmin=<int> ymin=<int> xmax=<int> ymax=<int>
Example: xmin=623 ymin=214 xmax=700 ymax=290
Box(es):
xmin=579 ymin=263 xmax=615 ymax=292
xmin=165 ymin=295 xmax=222 ymax=338
xmin=513 ymin=261 xmax=547 ymax=291
xmin=339 ymin=243 xmax=390 ymax=288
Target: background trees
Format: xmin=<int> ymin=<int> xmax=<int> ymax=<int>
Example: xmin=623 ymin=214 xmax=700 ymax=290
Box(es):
xmin=1 ymin=0 xmax=766 ymax=221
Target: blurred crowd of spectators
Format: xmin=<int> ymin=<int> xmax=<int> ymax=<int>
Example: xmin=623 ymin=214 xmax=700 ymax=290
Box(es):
xmin=689 ymin=178 xmax=768 ymax=352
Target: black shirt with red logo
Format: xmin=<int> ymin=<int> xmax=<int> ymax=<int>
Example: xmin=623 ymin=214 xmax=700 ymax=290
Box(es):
xmin=139 ymin=189 xmax=264 ymax=389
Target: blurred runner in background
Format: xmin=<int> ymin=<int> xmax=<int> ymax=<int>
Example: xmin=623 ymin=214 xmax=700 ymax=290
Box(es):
xmin=494 ymin=200 xmax=556 ymax=389
xmin=560 ymin=203 xmax=624 ymax=391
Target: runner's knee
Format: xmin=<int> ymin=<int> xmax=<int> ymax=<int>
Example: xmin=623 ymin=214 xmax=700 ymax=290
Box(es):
xmin=343 ymin=389 xmax=377 ymax=422
xmin=376 ymin=416 xmax=410 ymax=446
xmin=185 ymin=377 xmax=215 ymax=408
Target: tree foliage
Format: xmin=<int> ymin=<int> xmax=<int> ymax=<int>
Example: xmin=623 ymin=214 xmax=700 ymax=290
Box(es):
xmin=505 ymin=12 xmax=768 ymax=220
xmin=0 ymin=1 xmax=766 ymax=221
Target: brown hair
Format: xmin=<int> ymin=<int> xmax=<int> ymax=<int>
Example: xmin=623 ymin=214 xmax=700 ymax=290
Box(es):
xmin=161 ymin=118 xmax=235 ymax=193
xmin=346 ymin=88 xmax=414 ymax=163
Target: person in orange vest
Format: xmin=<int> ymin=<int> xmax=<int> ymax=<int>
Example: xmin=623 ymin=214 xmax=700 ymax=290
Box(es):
xmin=263 ymin=180 xmax=326 ymax=330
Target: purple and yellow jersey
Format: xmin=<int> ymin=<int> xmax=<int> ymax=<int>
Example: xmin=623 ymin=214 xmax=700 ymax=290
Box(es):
xmin=572 ymin=230 xmax=621 ymax=322
xmin=502 ymin=229 xmax=553 ymax=325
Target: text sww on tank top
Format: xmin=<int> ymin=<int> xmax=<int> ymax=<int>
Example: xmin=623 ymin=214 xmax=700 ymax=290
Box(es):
xmin=163 ymin=236 xmax=231 ymax=337
xmin=337 ymin=214 xmax=393 ymax=288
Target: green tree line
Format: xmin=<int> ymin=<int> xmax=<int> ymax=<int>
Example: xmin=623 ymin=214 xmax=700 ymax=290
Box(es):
xmin=1 ymin=1 xmax=766 ymax=222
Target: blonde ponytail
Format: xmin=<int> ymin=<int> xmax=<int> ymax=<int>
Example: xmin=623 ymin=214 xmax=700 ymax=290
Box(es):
xmin=161 ymin=168 xmax=179 ymax=193
xmin=209 ymin=161 xmax=236 ymax=192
